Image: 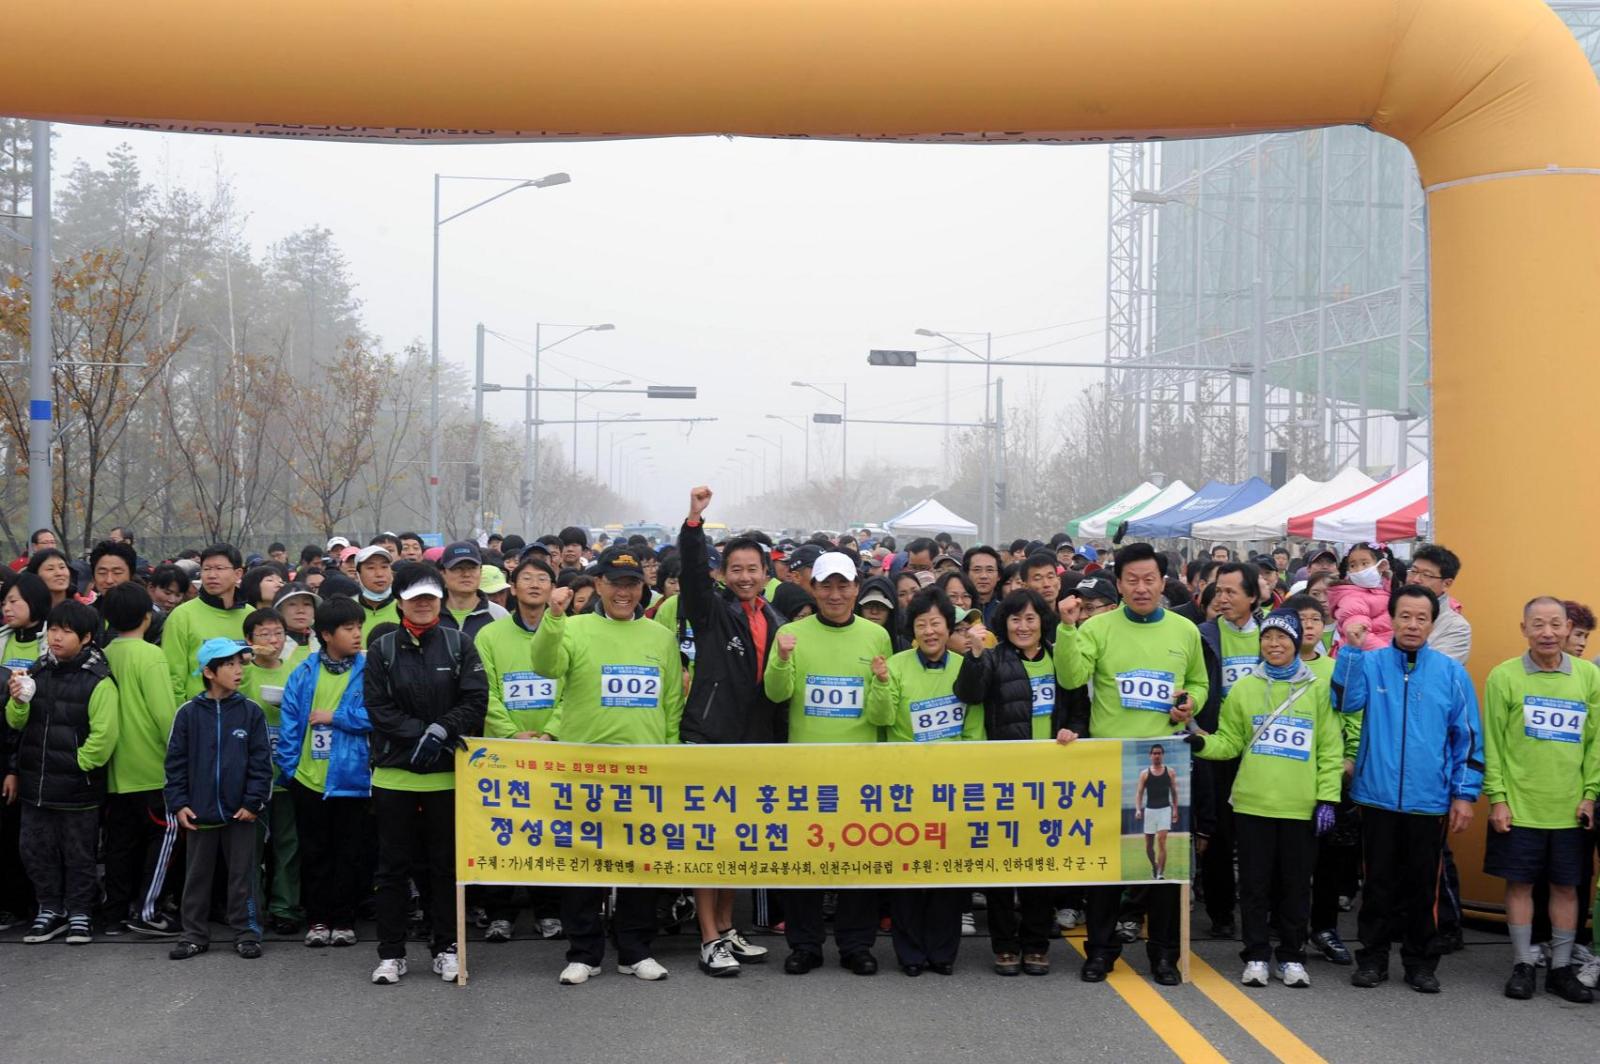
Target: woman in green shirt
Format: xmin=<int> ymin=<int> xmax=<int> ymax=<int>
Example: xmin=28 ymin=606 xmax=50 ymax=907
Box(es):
xmin=867 ymin=588 xmax=981 ymax=976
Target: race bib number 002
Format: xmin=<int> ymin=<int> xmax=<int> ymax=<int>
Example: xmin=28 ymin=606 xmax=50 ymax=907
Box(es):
xmin=804 ymin=674 xmax=865 ymax=718
xmin=908 ymin=694 xmax=964 ymax=743
xmin=503 ymin=671 xmax=556 ymax=711
xmin=1030 ymin=675 xmax=1056 ymax=719
xmin=1250 ymin=714 xmax=1312 ymax=761
xmin=1117 ymin=670 xmax=1175 ymax=713
xmin=1524 ymin=695 xmax=1586 ymax=744
xmin=600 ymin=665 xmax=660 ymax=709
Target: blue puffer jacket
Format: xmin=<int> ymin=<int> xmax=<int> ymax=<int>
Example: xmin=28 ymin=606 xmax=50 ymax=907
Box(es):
xmin=275 ymin=653 xmax=372 ymax=798
xmin=1331 ymin=643 xmax=1484 ymax=815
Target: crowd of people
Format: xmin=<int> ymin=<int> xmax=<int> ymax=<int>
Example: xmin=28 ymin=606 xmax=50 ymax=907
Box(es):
xmin=1 ymin=493 xmax=1596 ymax=1003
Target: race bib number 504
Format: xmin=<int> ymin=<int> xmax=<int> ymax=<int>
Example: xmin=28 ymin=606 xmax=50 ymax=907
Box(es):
xmin=601 ymin=665 xmax=660 ymax=709
xmin=1524 ymin=696 xmax=1586 ymax=744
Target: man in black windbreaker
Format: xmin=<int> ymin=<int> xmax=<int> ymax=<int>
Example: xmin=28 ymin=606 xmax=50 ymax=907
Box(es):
xmin=365 ymin=562 xmax=487 ymax=986
xmin=678 ymin=485 xmax=784 ymax=977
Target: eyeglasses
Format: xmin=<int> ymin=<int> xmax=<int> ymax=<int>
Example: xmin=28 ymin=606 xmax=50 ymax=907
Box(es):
xmin=201 ymin=565 xmax=237 ymax=575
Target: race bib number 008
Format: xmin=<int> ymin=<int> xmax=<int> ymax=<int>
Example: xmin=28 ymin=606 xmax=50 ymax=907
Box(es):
xmin=908 ymin=694 xmax=964 ymax=743
xmin=503 ymin=671 xmax=556 ymax=711
xmin=600 ymin=665 xmax=660 ymax=709
xmin=804 ymin=674 xmax=865 ymax=718
xmin=1117 ymin=670 xmax=1176 ymax=713
xmin=1524 ymin=695 xmax=1586 ymax=744
xmin=1250 ymin=714 xmax=1312 ymax=761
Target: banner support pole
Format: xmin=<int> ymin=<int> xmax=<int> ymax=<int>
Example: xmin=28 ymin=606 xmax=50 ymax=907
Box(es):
xmin=456 ymin=883 xmax=469 ymax=986
xmin=1179 ymin=881 xmax=1191 ymax=983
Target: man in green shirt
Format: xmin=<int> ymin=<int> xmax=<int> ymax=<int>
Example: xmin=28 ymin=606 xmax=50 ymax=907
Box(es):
xmin=355 ymin=544 xmax=399 ymax=646
xmin=764 ymin=550 xmax=892 ymax=977
xmin=1483 ymin=596 xmax=1600 ymax=1003
xmin=532 ymin=546 xmax=683 ymax=986
xmin=1055 ymin=542 xmax=1208 ymax=987
xmin=97 ymin=582 xmax=182 ymax=938
xmin=162 ymin=543 xmax=247 ymax=702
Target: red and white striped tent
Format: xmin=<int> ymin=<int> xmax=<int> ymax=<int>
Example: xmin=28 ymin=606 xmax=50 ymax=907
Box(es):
xmin=1286 ymin=462 xmax=1430 ymax=542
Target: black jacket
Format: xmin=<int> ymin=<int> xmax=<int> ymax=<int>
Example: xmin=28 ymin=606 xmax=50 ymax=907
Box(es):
xmin=365 ymin=623 xmax=488 ymax=771
xmin=858 ymin=575 xmax=911 ymax=653
xmin=439 ymin=593 xmax=503 ymax=641
xmin=14 ymin=648 xmax=114 ymax=808
xmin=163 ymin=690 xmax=272 ymax=823
xmin=676 ymin=520 xmax=786 ymax=745
xmin=953 ymin=643 xmax=1086 ymax=741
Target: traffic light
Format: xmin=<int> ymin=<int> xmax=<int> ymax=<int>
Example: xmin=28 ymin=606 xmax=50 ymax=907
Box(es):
xmin=519 ymin=479 xmax=532 ymax=508
xmin=464 ymin=463 xmax=482 ymax=501
xmin=995 ymin=481 xmax=1008 ymax=512
xmin=867 ymin=349 xmax=918 ymax=367
xmin=812 ymin=412 xmax=843 ymax=424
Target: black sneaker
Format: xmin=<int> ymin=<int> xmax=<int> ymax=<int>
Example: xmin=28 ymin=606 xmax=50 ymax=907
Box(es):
xmin=1350 ymin=963 xmax=1388 ymax=988
xmin=1209 ymin=920 xmax=1236 ymax=940
xmin=1310 ymin=929 xmax=1352 ymax=965
xmin=1547 ymin=964 xmax=1595 ymax=1004
xmin=23 ymin=912 xmax=67 ymax=943
xmin=268 ymin=915 xmax=301 ymax=936
xmin=99 ymin=919 xmax=128 ymax=937
xmin=168 ymin=941 xmax=208 ymax=960
xmin=125 ymin=913 xmax=181 ymax=939
xmin=235 ymin=940 xmax=263 ymax=960
xmin=1505 ymin=962 xmax=1536 ymax=1000
xmin=65 ymin=915 xmax=92 ymax=945
xmin=0 ymin=910 xmax=22 ymax=932
xmin=1404 ymin=968 xmax=1441 ymax=994
xmin=783 ymin=949 xmax=822 ymax=975
xmin=1435 ymin=927 xmax=1464 ymax=954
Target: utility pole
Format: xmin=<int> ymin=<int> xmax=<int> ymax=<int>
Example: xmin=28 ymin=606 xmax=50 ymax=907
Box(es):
xmin=28 ymin=120 xmax=52 ymax=538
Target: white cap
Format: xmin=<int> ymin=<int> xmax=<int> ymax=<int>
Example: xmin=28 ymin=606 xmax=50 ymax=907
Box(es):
xmin=811 ymin=552 xmax=858 ymax=584
xmin=354 ymin=544 xmax=392 ymax=566
xmin=397 ymin=579 xmax=445 ymax=601
xmin=326 ymin=535 xmax=351 ymax=552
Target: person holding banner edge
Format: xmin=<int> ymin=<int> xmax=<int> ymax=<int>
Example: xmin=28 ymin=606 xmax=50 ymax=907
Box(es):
xmin=1055 ymin=542 xmax=1207 ymax=987
xmin=764 ymin=549 xmax=893 ymax=976
xmin=531 ymin=545 xmax=685 ymax=986
xmin=677 ymin=486 xmax=781 ymax=978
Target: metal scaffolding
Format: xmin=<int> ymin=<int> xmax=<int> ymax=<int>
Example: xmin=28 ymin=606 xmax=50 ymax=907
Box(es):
xmin=1106 ymin=1 xmax=1600 ymax=483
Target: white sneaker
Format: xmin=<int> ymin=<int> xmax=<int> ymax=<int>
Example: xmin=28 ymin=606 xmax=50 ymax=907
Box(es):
xmin=619 ymin=957 xmax=668 ymax=981
xmin=1573 ymin=943 xmax=1597 ymax=967
xmin=1241 ymin=961 xmax=1270 ymax=987
xmin=1577 ymin=955 xmax=1600 ymax=989
xmin=371 ymin=958 xmax=407 ymax=985
xmin=432 ymin=947 xmax=460 ymax=982
xmin=1535 ymin=941 xmax=1552 ymax=969
xmin=484 ymin=919 xmax=513 ymax=943
xmin=537 ymin=917 xmax=564 ymax=939
xmin=720 ymin=928 xmax=767 ymax=962
xmin=1056 ymin=908 xmax=1083 ymax=930
xmin=960 ymin=912 xmax=977 ymax=937
xmin=303 ymin=924 xmax=331 ymax=948
xmin=699 ymin=938 xmax=741 ymax=977
xmin=559 ymin=962 xmax=601 ymax=985
xmin=1275 ymin=961 xmax=1311 ymax=988
xmin=330 ymin=927 xmax=357 ymax=947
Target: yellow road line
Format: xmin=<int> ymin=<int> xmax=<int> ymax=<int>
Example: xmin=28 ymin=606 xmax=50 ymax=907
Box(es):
xmin=1064 ymin=938 xmax=1227 ymax=1063
xmin=1185 ymin=954 xmax=1330 ymax=1064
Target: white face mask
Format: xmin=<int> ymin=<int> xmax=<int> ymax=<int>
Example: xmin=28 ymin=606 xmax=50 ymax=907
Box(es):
xmin=1348 ymin=565 xmax=1384 ymax=589
xmin=361 ymin=584 xmax=393 ymax=604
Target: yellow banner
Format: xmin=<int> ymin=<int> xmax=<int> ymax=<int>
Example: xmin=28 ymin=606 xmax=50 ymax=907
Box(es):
xmin=455 ymin=738 xmax=1192 ymax=888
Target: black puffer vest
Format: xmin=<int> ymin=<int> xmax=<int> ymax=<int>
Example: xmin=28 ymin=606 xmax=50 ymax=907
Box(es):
xmin=16 ymin=648 xmax=113 ymax=808
xmin=954 ymin=643 xmax=1049 ymax=741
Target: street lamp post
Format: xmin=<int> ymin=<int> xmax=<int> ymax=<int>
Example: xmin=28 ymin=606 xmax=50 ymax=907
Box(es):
xmin=765 ymin=414 xmax=808 ymax=486
xmin=791 ymin=381 xmax=847 ymax=524
xmin=430 ymin=171 xmax=569 ymax=534
xmin=916 ymin=328 xmax=995 ymax=545
xmin=747 ymin=433 xmax=783 ymax=494
xmin=572 ymin=379 xmax=630 ymax=473
xmin=609 ymin=431 xmax=647 ymax=490
xmin=527 ymin=321 xmax=614 ymax=517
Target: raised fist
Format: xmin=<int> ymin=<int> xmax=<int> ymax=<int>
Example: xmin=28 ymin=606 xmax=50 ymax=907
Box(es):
xmin=688 ymin=485 xmax=713 ymax=520
xmin=777 ymin=632 xmax=797 ymax=662
xmin=548 ymin=587 xmax=574 ymax=616
xmin=871 ymin=655 xmax=889 ymax=683
xmin=1058 ymin=597 xmax=1082 ymax=628
xmin=1342 ymin=620 xmax=1369 ymax=647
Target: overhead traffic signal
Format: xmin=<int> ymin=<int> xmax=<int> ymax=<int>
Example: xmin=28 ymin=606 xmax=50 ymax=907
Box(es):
xmin=867 ymin=349 xmax=919 ymax=367
xmin=464 ymin=463 xmax=482 ymax=501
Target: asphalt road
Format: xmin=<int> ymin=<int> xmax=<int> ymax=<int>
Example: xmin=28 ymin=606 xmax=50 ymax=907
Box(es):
xmin=2 ymin=911 xmax=1596 ymax=1063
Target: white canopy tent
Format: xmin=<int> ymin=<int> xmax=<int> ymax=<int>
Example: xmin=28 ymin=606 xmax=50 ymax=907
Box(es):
xmin=1084 ymin=479 xmax=1193 ymax=539
xmin=1190 ymin=468 xmax=1377 ymax=541
xmin=883 ymin=498 xmax=979 ymax=537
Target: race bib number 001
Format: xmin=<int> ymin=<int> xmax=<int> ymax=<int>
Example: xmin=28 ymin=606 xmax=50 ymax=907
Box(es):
xmin=1117 ymin=669 xmax=1175 ymax=713
xmin=804 ymin=674 xmax=865 ymax=718
xmin=908 ymin=694 xmax=964 ymax=743
xmin=601 ymin=665 xmax=660 ymax=709
xmin=503 ymin=671 xmax=556 ymax=711
xmin=310 ymin=724 xmax=333 ymax=760
xmin=1250 ymin=714 xmax=1312 ymax=761
xmin=1221 ymin=655 xmax=1256 ymax=692
xmin=1524 ymin=695 xmax=1586 ymax=744
xmin=1030 ymin=675 xmax=1056 ymax=719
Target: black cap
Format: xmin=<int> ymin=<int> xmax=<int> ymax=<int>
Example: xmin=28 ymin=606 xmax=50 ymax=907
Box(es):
xmin=1310 ymin=548 xmax=1337 ymax=565
xmin=516 ymin=541 xmax=553 ymax=563
xmin=594 ymin=545 xmax=647 ymax=581
xmin=1065 ymin=574 xmax=1119 ymax=605
xmin=787 ymin=544 xmax=824 ymax=570
xmin=441 ymin=541 xmax=482 ymax=569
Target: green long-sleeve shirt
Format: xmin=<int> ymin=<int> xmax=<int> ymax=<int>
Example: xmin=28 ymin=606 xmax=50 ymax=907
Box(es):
xmin=6 ymin=677 xmax=121 ymax=775
xmin=1054 ymin=606 xmax=1209 ymax=739
xmin=161 ymin=597 xmax=246 ymax=702
xmin=764 ymin=614 xmax=892 ymax=744
xmin=867 ymin=647 xmax=984 ymax=743
xmin=1196 ymin=667 xmax=1343 ymax=819
xmin=1482 ymin=653 xmax=1600 ymax=828
xmin=531 ymin=611 xmax=682 ymax=745
xmin=104 ymin=636 xmax=179 ymax=794
xmin=477 ymin=613 xmax=560 ymax=738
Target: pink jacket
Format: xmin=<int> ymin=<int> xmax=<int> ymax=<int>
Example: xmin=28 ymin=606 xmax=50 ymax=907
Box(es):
xmin=1326 ymin=581 xmax=1394 ymax=651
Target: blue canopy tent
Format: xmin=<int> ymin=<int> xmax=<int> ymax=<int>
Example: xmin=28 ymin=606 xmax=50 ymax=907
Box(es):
xmin=1125 ymin=478 xmax=1273 ymax=539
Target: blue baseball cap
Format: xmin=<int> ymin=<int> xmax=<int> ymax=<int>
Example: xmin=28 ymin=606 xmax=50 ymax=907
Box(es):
xmin=193 ymin=637 xmax=251 ymax=676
